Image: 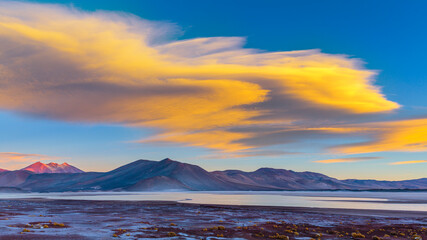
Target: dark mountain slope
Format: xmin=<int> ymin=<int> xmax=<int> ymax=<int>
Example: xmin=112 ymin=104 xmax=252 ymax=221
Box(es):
xmin=212 ymin=168 xmax=355 ymax=190
xmin=0 ymin=170 xmax=33 ymax=187
xmin=127 ymin=176 xmax=191 ymax=191
xmin=78 ymin=158 xmax=272 ymax=191
xmin=18 ymin=172 xmax=103 ymax=192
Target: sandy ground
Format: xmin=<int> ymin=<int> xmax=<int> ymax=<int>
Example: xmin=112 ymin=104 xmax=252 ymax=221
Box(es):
xmin=0 ymin=198 xmax=426 ymax=239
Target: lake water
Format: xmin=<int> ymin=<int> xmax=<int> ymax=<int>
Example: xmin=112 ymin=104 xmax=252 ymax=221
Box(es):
xmin=1 ymin=191 xmax=427 ymax=212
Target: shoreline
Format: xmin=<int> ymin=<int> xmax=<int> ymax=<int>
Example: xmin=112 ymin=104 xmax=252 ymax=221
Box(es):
xmin=7 ymin=197 xmax=427 ymax=218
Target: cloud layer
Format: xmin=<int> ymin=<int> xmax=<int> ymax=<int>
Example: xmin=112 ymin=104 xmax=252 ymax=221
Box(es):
xmin=390 ymin=160 xmax=427 ymax=165
xmin=332 ymin=118 xmax=427 ymax=154
xmin=0 ymin=2 xmax=410 ymax=156
xmin=314 ymin=157 xmax=382 ymax=163
xmin=0 ymin=152 xmax=57 ymax=163
xmin=0 ymin=152 xmax=61 ymax=169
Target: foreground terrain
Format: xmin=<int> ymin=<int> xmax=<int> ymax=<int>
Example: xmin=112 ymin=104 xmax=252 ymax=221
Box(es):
xmin=0 ymin=199 xmax=426 ymax=239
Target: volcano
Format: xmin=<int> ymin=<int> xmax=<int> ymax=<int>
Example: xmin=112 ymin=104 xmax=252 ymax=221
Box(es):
xmin=21 ymin=162 xmax=84 ymax=174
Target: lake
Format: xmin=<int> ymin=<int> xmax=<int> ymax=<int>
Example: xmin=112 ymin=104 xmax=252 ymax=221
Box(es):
xmin=1 ymin=191 xmax=427 ymax=212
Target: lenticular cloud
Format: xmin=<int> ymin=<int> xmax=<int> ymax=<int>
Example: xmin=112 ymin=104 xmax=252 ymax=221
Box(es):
xmin=0 ymin=2 xmax=399 ymax=153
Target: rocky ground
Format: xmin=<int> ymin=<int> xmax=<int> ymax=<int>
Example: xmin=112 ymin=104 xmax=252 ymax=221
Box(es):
xmin=0 ymin=199 xmax=426 ymax=239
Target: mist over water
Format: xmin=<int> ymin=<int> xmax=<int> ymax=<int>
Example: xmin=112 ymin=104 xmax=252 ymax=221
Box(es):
xmin=1 ymin=191 xmax=427 ymax=212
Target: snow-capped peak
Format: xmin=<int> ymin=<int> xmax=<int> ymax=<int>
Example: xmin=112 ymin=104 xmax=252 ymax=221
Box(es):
xmin=21 ymin=162 xmax=84 ymax=174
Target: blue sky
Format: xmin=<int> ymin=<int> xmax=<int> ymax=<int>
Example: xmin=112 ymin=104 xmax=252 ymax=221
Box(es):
xmin=0 ymin=0 xmax=426 ymax=180
xmin=25 ymin=0 xmax=426 ymax=106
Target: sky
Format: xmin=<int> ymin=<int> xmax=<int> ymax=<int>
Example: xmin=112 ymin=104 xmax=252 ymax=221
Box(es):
xmin=0 ymin=0 xmax=426 ymax=180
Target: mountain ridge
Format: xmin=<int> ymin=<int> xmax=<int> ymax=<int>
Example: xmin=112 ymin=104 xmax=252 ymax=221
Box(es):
xmin=20 ymin=161 xmax=84 ymax=174
xmin=1 ymin=158 xmax=427 ymax=192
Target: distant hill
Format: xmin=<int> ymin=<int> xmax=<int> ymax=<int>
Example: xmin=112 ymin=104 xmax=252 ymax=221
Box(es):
xmin=0 ymin=158 xmax=427 ymax=192
xmin=212 ymin=168 xmax=354 ymax=190
xmin=342 ymin=178 xmax=427 ymax=190
xmin=0 ymin=168 xmax=9 ymax=173
xmin=21 ymin=162 xmax=84 ymax=174
xmin=0 ymin=186 xmax=29 ymax=193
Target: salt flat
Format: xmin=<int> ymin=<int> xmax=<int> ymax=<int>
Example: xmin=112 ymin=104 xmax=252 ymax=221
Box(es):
xmin=1 ymin=191 xmax=427 ymax=212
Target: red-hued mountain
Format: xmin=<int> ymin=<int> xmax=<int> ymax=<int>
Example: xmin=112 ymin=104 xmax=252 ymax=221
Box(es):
xmin=0 ymin=168 xmax=9 ymax=173
xmin=21 ymin=162 xmax=84 ymax=174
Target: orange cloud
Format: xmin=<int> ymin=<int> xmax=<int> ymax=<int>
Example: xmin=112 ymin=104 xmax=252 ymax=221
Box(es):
xmin=333 ymin=118 xmax=427 ymax=154
xmin=389 ymin=160 xmax=427 ymax=165
xmin=0 ymin=152 xmax=60 ymax=166
xmin=0 ymin=2 xmax=399 ymax=153
xmin=201 ymin=150 xmax=297 ymax=159
xmin=0 ymin=152 xmax=63 ymax=169
xmin=314 ymin=156 xmax=382 ymax=163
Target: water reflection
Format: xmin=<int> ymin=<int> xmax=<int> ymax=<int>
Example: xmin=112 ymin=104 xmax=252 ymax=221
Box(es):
xmin=1 ymin=191 xmax=427 ymax=212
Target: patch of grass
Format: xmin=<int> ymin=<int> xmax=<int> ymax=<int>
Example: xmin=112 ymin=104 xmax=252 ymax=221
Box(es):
xmin=351 ymin=232 xmax=366 ymax=238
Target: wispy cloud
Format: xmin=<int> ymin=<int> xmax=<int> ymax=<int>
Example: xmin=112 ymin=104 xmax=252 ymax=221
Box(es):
xmin=0 ymin=152 xmax=61 ymax=169
xmin=0 ymin=152 xmax=58 ymax=163
xmin=389 ymin=160 xmax=427 ymax=165
xmin=314 ymin=156 xmax=382 ymax=163
xmin=201 ymin=150 xmax=299 ymax=159
xmin=0 ymin=2 xmax=401 ymax=155
xmin=331 ymin=118 xmax=427 ymax=154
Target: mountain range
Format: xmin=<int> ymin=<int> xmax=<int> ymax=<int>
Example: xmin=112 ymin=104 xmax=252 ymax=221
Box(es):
xmin=0 ymin=158 xmax=426 ymax=192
